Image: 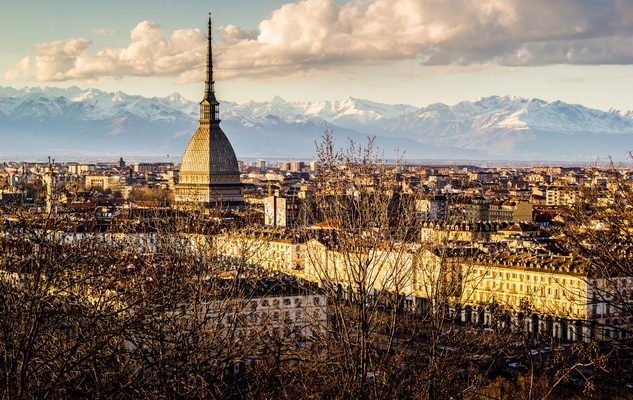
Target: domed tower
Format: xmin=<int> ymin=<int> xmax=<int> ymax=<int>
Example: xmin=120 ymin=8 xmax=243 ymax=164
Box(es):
xmin=175 ymin=14 xmax=242 ymax=207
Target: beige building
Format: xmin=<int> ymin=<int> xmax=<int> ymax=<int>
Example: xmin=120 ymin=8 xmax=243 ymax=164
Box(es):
xmin=208 ymin=232 xmax=306 ymax=273
xmin=183 ymin=275 xmax=328 ymax=345
xmin=493 ymin=200 xmax=533 ymax=222
xmin=85 ymin=174 xmax=126 ymax=191
xmin=303 ymin=239 xmax=416 ymax=295
xmin=466 ymin=198 xmax=533 ymax=222
xmin=67 ymin=163 xmax=96 ymax=176
xmin=299 ymin=236 xmax=632 ymax=343
xmin=415 ymin=195 xmax=447 ymax=221
xmin=264 ymin=195 xmax=304 ymax=228
xmin=457 ymin=252 xmax=633 ymax=342
xmin=420 ymin=221 xmax=507 ymax=244
xmin=546 ymin=186 xmax=578 ymax=206
xmin=192 ymin=225 xmax=632 ymax=343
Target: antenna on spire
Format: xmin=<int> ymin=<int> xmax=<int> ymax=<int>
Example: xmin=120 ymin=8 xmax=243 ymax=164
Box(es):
xmin=204 ymin=12 xmax=214 ymax=101
xmin=200 ymin=12 xmax=220 ymax=123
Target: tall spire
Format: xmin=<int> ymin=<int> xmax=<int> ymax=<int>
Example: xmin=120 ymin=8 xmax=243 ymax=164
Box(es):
xmin=204 ymin=13 xmax=214 ymax=101
xmin=201 ymin=12 xmax=220 ymax=123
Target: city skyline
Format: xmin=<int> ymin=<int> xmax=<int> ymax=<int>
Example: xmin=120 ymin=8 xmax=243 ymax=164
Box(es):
xmin=3 ymin=0 xmax=633 ymax=112
xmin=2 ymin=4 xmax=633 ymax=398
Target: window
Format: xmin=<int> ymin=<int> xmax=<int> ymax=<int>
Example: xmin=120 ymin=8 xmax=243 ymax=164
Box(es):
xmin=261 ymin=299 xmax=269 ymax=307
xmin=313 ymin=296 xmax=321 ymax=305
xmin=283 ymin=298 xmax=291 ymax=306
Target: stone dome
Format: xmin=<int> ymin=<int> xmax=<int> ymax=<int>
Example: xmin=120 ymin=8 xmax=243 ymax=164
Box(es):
xmin=179 ymin=123 xmax=240 ymax=185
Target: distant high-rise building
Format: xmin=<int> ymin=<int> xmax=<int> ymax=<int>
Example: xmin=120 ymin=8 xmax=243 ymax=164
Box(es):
xmin=67 ymin=163 xmax=96 ymax=176
xmin=8 ymin=173 xmax=19 ymax=188
xmin=290 ymin=161 xmax=304 ymax=172
xmin=256 ymin=160 xmax=267 ymax=172
xmin=175 ymin=15 xmax=242 ymax=207
xmin=545 ymin=186 xmax=578 ymax=207
xmin=264 ymin=194 xmax=304 ymax=228
xmin=415 ymin=194 xmax=447 ymax=221
xmin=464 ymin=197 xmax=491 ymax=222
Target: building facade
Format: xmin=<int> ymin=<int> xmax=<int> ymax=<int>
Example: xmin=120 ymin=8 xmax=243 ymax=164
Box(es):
xmin=456 ymin=252 xmax=633 ymax=342
xmin=264 ymin=194 xmax=304 ymax=228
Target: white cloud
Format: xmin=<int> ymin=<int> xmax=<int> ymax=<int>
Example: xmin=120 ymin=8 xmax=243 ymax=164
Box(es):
xmin=218 ymin=25 xmax=258 ymax=44
xmin=4 ymin=56 xmax=31 ymax=81
xmin=6 ymin=0 xmax=633 ymax=83
xmin=6 ymin=20 xmax=206 ymax=83
xmin=217 ymin=0 xmax=633 ymax=78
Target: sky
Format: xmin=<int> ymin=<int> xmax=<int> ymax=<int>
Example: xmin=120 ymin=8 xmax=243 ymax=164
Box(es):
xmin=2 ymin=0 xmax=633 ymax=111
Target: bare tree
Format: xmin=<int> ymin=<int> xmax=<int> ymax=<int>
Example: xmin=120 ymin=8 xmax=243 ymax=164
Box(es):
xmin=0 ymin=204 xmax=275 ymax=398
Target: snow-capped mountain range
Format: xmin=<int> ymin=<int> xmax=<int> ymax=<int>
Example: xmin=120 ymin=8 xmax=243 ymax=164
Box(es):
xmin=1 ymin=86 xmax=632 ymax=161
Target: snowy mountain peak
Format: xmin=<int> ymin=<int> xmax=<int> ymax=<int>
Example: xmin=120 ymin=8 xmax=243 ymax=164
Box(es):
xmin=271 ymin=95 xmax=287 ymax=104
xmin=1 ymin=86 xmax=633 ymax=160
xmin=165 ymin=92 xmax=188 ymax=104
xmin=71 ymin=88 xmax=100 ymax=102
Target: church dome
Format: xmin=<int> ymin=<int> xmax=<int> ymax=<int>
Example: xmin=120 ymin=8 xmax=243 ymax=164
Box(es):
xmin=179 ymin=124 xmax=240 ymax=184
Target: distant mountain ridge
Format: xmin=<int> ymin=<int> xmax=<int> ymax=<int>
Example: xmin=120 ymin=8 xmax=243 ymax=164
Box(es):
xmin=1 ymin=86 xmax=632 ymax=161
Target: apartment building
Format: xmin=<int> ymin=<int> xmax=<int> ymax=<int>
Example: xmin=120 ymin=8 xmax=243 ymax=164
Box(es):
xmin=546 ymin=186 xmax=579 ymax=207
xmin=457 ymin=252 xmax=633 ymax=342
xmin=211 ymin=232 xmax=306 ymax=273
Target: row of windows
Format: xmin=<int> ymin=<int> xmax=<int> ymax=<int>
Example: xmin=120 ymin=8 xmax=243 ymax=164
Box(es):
xmin=224 ymin=308 xmax=326 ymax=326
xmin=482 ymin=281 xmax=578 ymax=299
xmin=226 ymin=310 xmax=303 ymax=324
xmin=255 ymin=296 xmax=321 ymax=309
xmin=477 ymin=268 xmax=583 ymax=288
xmin=470 ymin=291 xmax=582 ymax=316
